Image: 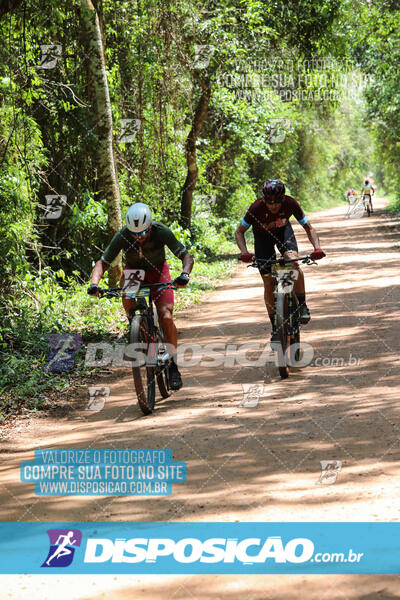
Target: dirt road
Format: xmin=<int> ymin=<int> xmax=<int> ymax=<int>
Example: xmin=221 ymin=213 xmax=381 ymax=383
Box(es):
xmin=1 ymin=198 xmax=400 ymax=599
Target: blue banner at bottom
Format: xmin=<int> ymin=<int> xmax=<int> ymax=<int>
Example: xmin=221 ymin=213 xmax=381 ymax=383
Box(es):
xmin=0 ymin=522 xmax=399 ymax=574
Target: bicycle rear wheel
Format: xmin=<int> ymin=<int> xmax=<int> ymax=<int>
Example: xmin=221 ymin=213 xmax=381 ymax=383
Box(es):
xmin=275 ymin=292 xmax=290 ymax=378
xmin=364 ymin=194 xmax=371 ymax=216
xmin=289 ymin=328 xmax=302 ymax=366
xmin=129 ymin=314 xmax=156 ymax=415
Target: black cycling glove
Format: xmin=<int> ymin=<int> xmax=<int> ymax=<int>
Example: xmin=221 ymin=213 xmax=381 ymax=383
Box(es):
xmin=173 ymin=272 xmax=190 ymax=287
xmin=87 ymin=283 xmax=100 ymax=296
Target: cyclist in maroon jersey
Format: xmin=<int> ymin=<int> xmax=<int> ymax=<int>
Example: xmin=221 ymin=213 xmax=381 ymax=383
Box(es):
xmin=235 ymin=179 xmax=325 ymax=343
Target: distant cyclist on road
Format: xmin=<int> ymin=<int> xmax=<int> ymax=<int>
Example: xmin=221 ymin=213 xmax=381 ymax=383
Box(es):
xmin=88 ymin=203 xmax=194 ymax=390
xmin=235 ymin=179 xmax=325 ymax=343
xmin=361 ymin=179 xmax=375 ymax=214
xmin=346 ymin=188 xmax=357 ymax=200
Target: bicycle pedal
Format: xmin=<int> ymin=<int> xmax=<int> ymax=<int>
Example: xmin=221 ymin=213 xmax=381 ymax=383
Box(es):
xmin=157 ymin=352 xmax=170 ymax=364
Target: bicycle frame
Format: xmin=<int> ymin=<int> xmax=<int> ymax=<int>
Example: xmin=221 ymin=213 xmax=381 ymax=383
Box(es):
xmin=248 ymin=255 xmax=316 ymax=375
xmin=97 ymin=282 xmax=176 ymax=368
xmin=131 ymin=285 xmax=167 ymax=367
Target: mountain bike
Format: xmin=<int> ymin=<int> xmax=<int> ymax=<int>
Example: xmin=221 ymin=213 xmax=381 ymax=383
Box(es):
xmin=249 ymin=255 xmax=316 ymax=379
xmin=362 ymin=193 xmax=372 ymax=217
xmin=98 ymin=282 xmax=176 ymax=415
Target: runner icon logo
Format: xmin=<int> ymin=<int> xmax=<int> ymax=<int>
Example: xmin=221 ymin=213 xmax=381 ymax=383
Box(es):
xmin=46 ymin=333 xmax=82 ymax=373
xmin=240 ymin=383 xmax=264 ymax=407
xmin=267 ymin=118 xmax=292 ymax=144
xmin=118 ymin=119 xmax=141 ymax=144
xmin=193 ymin=44 xmax=215 ymax=69
xmin=41 ymin=529 xmax=82 ymax=568
xmin=317 ymin=460 xmax=342 ymax=485
xmin=86 ymin=386 xmax=110 ymax=411
xmin=43 ymin=194 xmax=67 ymax=220
xmin=37 ymin=44 xmax=62 ymax=69
xmin=121 ymin=269 xmax=145 ymax=296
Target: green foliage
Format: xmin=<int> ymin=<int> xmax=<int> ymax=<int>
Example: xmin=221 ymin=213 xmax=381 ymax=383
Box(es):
xmin=349 ymin=0 xmax=400 ymax=206
xmin=0 ymin=0 xmax=390 ymax=414
xmin=0 ymin=250 xmax=236 ymax=416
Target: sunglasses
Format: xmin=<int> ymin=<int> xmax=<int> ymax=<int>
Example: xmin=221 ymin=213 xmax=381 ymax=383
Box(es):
xmin=131 ymin=227 xmax=151 ymax=238
xmin=265 ymin=198 xmax=282 ymax=205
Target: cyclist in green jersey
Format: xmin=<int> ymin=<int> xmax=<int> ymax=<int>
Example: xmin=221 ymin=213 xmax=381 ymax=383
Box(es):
xmin=361 ymin=179 xmax=375 ymax=214
xmin=87 ymin=203 xmax=194 ymax=390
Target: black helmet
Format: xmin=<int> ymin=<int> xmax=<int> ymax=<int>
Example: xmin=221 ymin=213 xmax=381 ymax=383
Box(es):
xmin=262 ymin=179 xmax=285 ymax=203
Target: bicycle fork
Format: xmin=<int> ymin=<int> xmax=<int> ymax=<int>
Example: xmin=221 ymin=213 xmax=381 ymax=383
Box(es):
xmin=142 ymin=301 xmax=171 ymax=368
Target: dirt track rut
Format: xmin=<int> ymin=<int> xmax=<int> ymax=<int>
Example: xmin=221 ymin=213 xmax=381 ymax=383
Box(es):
xmin=1 ymin=198 xmax=400 ymax=599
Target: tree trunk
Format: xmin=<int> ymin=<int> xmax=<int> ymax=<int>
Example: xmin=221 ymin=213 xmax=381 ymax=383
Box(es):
xmin=180 ymin=80 xmax=211 ymax=229
xmin=79 ymin=0 xmax=122 ymax=285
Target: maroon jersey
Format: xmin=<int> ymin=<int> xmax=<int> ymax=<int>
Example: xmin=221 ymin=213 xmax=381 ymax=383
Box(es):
xmin=242 ymin=195 xmax=308 ymax=234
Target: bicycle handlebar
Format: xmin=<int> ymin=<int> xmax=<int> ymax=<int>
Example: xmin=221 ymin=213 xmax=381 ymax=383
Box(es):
xmin=97 ymin=281 xmax=177 ymax=298
xmin=248 ymin=255 xmax=316 ymax=268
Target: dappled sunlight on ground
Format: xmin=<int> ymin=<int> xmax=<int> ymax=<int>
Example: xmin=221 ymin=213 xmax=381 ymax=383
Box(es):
xmin=1 ymin=199 xmax=400 ymax=598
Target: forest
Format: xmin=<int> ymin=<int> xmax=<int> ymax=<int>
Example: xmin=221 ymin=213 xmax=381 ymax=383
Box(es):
xmin=0 ymin=0 xmax=399 ymax=414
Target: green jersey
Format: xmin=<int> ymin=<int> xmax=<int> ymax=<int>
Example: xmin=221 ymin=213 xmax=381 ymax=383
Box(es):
xmin=101 ymin=222 xmax=188 ymax=269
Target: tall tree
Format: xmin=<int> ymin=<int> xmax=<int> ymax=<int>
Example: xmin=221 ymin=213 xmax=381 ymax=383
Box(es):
xmin=181 ymin=76 xmax=211 ymax=229
xmin=79 ymin=0 xmax=122 ymax=283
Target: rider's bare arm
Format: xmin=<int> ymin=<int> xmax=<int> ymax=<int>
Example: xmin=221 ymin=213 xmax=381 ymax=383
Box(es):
xmin=90 ymin=259 xmax=108 ymax=285
xmin=303 ymin=222 xmax=320 ymax=249
xmin=235 ymin=224 xmax=249 ymax=254
xmin=182 ymin=252 xmax=194 ymax=275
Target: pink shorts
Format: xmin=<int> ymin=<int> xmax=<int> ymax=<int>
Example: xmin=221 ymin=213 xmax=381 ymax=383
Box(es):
xmin=124 ymin=261 xmax=174 ymax=306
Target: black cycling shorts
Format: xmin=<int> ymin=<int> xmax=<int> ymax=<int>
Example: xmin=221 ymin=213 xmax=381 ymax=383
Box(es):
xmin=254 ymin=222 xmax=298 ymax=274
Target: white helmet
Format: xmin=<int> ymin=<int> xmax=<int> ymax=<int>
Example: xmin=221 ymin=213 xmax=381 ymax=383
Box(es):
xmin=125 ymin=203 xmax=152 ymax=232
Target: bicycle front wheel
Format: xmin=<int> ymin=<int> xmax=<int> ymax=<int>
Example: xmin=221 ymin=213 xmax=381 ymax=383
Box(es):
xmin=155 ymin=328 xmax=170 ymax=399
xmin=129 ymin=315 xmax=156 ymax=415
xmin=275 ymin=292 xmax=290 ymax=379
